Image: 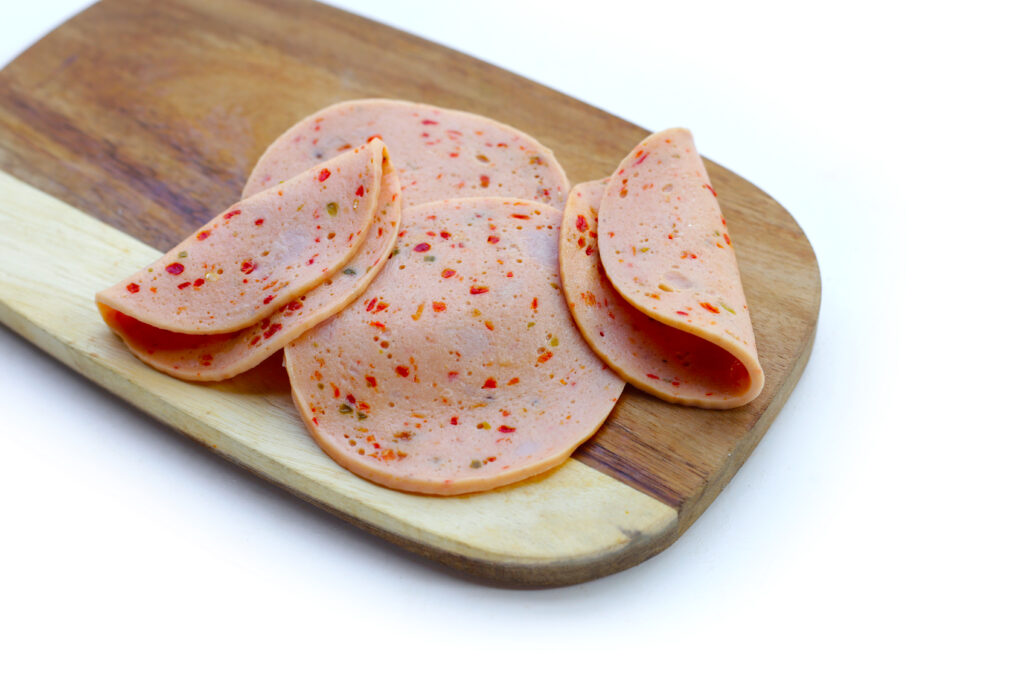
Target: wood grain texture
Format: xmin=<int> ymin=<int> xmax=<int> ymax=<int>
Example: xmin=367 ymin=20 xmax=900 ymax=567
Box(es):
xmin=0 ymin=0 xmax=820 ymax=583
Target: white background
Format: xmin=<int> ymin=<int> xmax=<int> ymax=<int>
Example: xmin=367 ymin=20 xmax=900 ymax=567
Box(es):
xmin=2 ymin=1 xmax=1021 ymax=680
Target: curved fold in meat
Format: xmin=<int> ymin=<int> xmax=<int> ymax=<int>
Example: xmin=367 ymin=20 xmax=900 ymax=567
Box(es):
xmin=96 ymin=141 xmax=400 ymax=381
xmin=561 ymin=179 xmax=759 ymax=407
xmin=286 ymin=198 xmax=624 ymax=495
xmin=98 ymin=139 xmax=385 ymax=335
xmin=243 ymin=98 xmax=569 ymax=209
xmin=593 ymin=129 xmax=764 ymax=407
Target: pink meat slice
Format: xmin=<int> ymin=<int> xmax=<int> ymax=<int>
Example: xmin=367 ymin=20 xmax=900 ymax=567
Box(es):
xmin=596 ymin=129 xmax=763 ymax=404
xmin=561 ymin=179 xmax=761 ymax=407
xmin=95 ymin=154 xmax=401 ymax=381
xmin=285 ymin=198 xmax=625 ymax=495
xmin=97 ymin=140 xmax=385 ymax=335
xmin=243 ymin=98 xmax=569 ymax=209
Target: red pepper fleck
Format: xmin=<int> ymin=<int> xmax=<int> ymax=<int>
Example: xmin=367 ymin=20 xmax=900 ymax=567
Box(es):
xmin=480 ymin=175 xmax=490 ymax=188
xmin=421 ymin=119 xmax=438 ymax=125
xmin=482 ymin=377 xmax=497 ymax=389
xmin=355 ymin=184 xmax=365 ymax=197
xmin=440 ymin=231 xmax=451 ymax=239
xmin=507 ymin=377 xmax=520 ymax=385
xmin=413 ymin=242 xmax=431 ymax=252
xmin=312 ymin=417 xmax=319 ymax=426
xmin=487 ymin=235 xmax=500 ymax=244
xmin=585 ymin=245 xmax=594 ymax=256
xmin=396 ymin=366 xmax=410 ymax=377
xmin=484 ymin=320 xmax=494 ymax=331
xmin=346 ymin=393 xmax=356 ymax=404
xmin=365 ymin=297 xmax=378 ymax=312
xmin=450 ymin=416 xmax=459 ymax=425
xmin=366 ymin=134 xmax=382 ymax=142
xmin=193 ymin=278 xmax=205 ymax=288
xmin=166 ymin=262 xmax=184 ymax=275
xmin=365 ymin=375 xmax=377 ymax=388
xmin=375 ymin=302 xmax=388 ymax=313
xmin=255 ymin=218 xmax=264 ymax=226
xmin=223 ymin=209 xmax=241 ymax=220
xmin=241 ymin=260 xmax=256 ymax=274
xmin=721 ymin=217 xmax=727 ymax=226
xmin=576 ymin=215 xmax=587 ymax=231
xmin=196 ymin=230 xmax=210 ymax=241
xmin=433 ymin=301 xmax=446 ymax=312
xmin=318 ymin=169 xmax=331 ymax=182
xmin=700 ymin=302 xmax=720 ymax=314
xmin=510 ymin=213 xmax=530 ymax=220
xmin=724 ymin=233 xmax=732 ymax=245
xmin=470 ymin=286 xmax=489 ymax=295
xmin=498 ymin=425 xmax=516 ymax=433
xmin=633 ymin=152 xmax=649 ymax=166
xmin=703 ymin=183 xmax=718 ymax=197
xmin=126 ymin=283 xmax=140 ymax=293
xmin=263 ymin=323 xmax=282 ymax=339
xmin=331 ymin=383 xmax=340 ymax=398
xmin=370 ymin=321 xmax=387 ymax=330
xmin=646 ymin=373 xmax=660 ymax=380
xmin=442 ymin=268 xmax=456 ymax=278
xmin=263 ymin=295 xmax=275 ymax=305
xmin=537 ymin=350 xmax=553 ymax=363
xmin=676 ymin=310 xmax=690 ymax=316
xmin=287 ymin=300 xmax=303 ymax=311
xmin=531 ymin=297 xmax=538 ymax=310
xmin=448 ymin=371 xmax=459 ymax=379
xmin=177 ymin=282 xmax=191 ymax=290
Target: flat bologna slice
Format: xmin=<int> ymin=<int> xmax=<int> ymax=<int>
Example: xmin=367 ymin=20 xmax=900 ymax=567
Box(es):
xmin=243 ymin=98 xmax=569 ymax=209
xmin=96 ymin=154 xmax=401 ymax=381
xmin=562 ymin=180 xmax=759 ymax=407
xmin=97 ymin=139 xmax=385 ymax=335
xmin=286 ymin=198 xmax=625 ymax=495
xmin=596 ymin=129 xmax=764 ymax=407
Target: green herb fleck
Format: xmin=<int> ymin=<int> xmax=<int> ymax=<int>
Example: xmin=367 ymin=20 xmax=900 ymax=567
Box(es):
xmin=719 ymin=301 xmax=736 ymax=314
xmin=178 ymin=251 xmax=188 ymax=258
xmin=470 ymin=460 xmax=482 ymax=469
xmin=424 ymin=255 xmax=436 ymax=262
xmin=356 ymin=412 xmax=368 ymax=420
xmin=326 ymin=202 xmax=339 ymax=216
xmin=339 ymin=404 xmax=353 ymax=414
xmin=343 ymin=267 xmax=356 ymax=275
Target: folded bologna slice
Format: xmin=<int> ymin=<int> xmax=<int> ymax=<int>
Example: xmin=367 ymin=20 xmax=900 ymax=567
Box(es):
xmin=286 ymin=198 xmax=625 ymax=495
xmin=243 ymin=98 xmax=569 ymax=209
xmin=596 ymin=129 xmax=764 ymax=406
xmin=97 ymin=139 xmax=384 ymax=335
xmin=561 ymin=179 xmax=759 ymax=407
xmin=96 ymin=155 xmax=401 ymax=381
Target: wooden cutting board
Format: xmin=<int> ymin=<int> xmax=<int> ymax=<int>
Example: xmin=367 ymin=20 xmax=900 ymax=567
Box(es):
xmin=0 ymin=0 xmax=820 ymax=585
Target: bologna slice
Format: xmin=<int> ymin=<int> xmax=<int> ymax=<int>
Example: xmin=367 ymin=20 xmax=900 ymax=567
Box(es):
xmin=286 ymin=198 xmax=625 ymax=495
xmin=97 ymin=140 xmax=385 ymax=335
xmin=561 ymin=179 xmax=761 ymax=407
xmin=243 ymin=98 xmax=569 ymax=209
xmin=95 ymin=155 xmax=401 ymax=381
xmin=596 ymin=128 xmax=763 ymax=406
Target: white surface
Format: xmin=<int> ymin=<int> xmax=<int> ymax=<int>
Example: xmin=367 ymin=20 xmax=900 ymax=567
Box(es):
xmin=1 ymin=1 xmax=1021 ymax=679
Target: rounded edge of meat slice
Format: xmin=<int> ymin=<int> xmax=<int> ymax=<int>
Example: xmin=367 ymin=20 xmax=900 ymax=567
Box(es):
xmin=560 ymin=179 xmax=762 ymax=408
xmin=95 ymin=150 xmax=402 ymax=381
xmin=285 ymin=197 xmax=625 ymax=495
xmin=243 ymin=98 xmax=569 ymax=209
xmin=596 ymin=129 xmax=764 ymax=405
xmin=96 ymin=140 xmax=384 ymax=334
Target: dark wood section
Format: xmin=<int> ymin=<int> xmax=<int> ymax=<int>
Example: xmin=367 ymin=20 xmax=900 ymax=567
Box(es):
xmin=0 ymin=0 xmax=819 ymax=513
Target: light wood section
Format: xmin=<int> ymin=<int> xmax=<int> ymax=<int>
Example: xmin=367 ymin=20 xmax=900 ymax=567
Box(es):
xmin=0 ymin=171 xmax=678 ymax=584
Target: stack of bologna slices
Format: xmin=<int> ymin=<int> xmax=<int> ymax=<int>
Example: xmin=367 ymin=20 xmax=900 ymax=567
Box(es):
xmin=97 ymin=99 xmax=764 ymax=495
